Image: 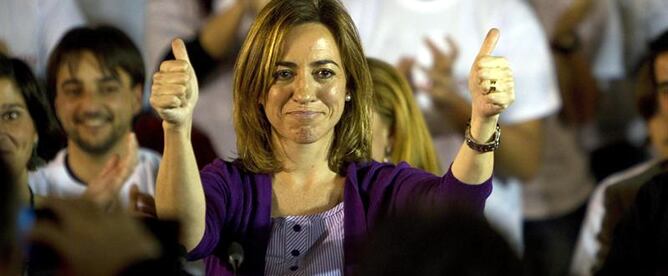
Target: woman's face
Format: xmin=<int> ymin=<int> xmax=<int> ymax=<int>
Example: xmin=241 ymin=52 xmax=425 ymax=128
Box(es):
xmin=371 ymin=111 xmax=391 ymax=161
xmin=263 ymin=23 xmax=348 ymax=145
xmin=0 ymin=78 xmax=37 ymax=173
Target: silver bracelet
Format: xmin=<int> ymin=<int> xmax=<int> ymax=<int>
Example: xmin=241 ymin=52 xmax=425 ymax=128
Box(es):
xmin=464 ymin=121 xmax=501 ymax=152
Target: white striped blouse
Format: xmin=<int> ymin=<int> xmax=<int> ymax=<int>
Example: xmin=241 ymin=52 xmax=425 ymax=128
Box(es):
xmin=265 ymin=202 xmax=345 ymax=275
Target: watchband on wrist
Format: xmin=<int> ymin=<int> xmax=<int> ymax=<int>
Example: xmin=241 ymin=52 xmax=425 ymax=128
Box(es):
xmin=464 ymin=121 xmax=501 ymax=152
xmin=551 ymin=31 xmax=581 ymax=54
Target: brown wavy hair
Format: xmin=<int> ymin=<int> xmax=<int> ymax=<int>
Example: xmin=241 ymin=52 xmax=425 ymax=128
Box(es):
xmin=368 ymin=58 xmax=442 ymax=175
xmin=233 ymin=0 xmax=372 ymax=175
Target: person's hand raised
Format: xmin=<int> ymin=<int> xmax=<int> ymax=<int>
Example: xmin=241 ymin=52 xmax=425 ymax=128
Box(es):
xmin=151 ymin=39 xmax=199 ymax=131
xmin=468 ymin=28 xmax=515 ymax=122
xmin=30 ymin=198 xmax=160 ymax=276
xmin=421 ymin=36 xmax=460 ymax=106
xmin=83 ymin=133 xmax=138 ymax=210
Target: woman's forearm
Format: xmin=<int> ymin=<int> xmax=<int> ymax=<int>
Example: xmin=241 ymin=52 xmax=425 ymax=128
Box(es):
xmin=156 ymin=122 xmax=206 ymax=251
xmin=451 ymin=116 xmax=497 ymax=184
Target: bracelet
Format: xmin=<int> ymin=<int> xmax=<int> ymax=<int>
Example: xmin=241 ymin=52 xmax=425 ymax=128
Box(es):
xmin=464 ymin=121 xmax=501 ymax=152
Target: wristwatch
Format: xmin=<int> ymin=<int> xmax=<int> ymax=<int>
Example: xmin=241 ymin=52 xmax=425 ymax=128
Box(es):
xmin=464 ymin=122 xmax=501 ymax=152
xmin=551 ymin=31 xmax=581 ymax=54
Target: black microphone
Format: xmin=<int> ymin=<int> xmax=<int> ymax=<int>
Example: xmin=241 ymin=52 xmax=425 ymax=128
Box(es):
xmin=228 ymin=241 xmax=244 ymax=274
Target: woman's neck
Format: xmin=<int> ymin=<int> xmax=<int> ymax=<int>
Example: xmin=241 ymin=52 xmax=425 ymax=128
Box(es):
xmin=270 ymin=131 xmax=345 ymax=216
xmin=272 ymin=132 xmax=334 ymax=175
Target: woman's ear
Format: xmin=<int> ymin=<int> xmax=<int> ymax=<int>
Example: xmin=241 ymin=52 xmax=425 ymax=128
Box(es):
xmin=387 ymin=131 xmax=395 ymax=152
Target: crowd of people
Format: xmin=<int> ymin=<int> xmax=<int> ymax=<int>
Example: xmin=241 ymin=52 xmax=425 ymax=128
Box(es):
xmin=1 ymin=0 xmax=667 ymax=275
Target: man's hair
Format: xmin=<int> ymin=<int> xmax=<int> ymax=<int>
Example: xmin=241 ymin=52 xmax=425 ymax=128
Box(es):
xmin=0 ymin=54 xmax=62 ymax=167
xmin=233 ymin=0 xmax=372 ymax=175
xmin=636 ymin=31 xmax=668 ymax=121
xmin=45 ymin=25 xmax=145 ymax=107
xmin=368 ymin=57 xmax=441 ymax=175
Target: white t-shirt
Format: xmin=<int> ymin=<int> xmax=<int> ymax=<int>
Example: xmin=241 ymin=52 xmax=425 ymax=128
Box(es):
xmin=0 ymin=0 xmax=85 ymax=78
xmin=341 ymin=0 xmax=562 ymax=252
xmin=29 ymin=148 xmax=161 ymax=209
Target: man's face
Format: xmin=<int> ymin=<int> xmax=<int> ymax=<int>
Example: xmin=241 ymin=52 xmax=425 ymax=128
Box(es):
xmin=55 ymin=51 xmax=141 ymax=155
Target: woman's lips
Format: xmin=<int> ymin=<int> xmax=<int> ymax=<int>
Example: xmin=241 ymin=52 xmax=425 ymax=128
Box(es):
xmin=286 ymin=110 xmax=322 ymax=119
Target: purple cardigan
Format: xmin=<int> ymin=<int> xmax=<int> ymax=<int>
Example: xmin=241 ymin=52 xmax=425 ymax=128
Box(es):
xmin=187 ymin=159 xmax=492 ymax=275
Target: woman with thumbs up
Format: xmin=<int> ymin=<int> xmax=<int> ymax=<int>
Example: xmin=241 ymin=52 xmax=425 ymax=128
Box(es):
xmin=150 ymin=0 xmax=514 ymax=274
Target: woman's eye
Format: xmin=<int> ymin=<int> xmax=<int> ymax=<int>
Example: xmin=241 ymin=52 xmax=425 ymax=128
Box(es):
xmin=2 ymin=111 xmax=20 ymax=121
xmin=273 ymin=70 xmax=294 ymax=81
xmin=314 ymin=69 xmax=335 ymax=79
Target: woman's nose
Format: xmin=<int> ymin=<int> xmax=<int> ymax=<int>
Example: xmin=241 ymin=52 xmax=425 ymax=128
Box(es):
xmin=291 ymin=74 xmax=317 ymax=103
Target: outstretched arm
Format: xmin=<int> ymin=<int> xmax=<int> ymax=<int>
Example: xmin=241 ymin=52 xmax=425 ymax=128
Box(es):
xmin=163 ymin=0 xmax=268 ymax=81
xmin=422 ymin=32 xmax=540 ymax=182
xmin=151 ymin=39 xmax=204 ymax=251
xmin=200 ymin=0 xmax=268 ymax=60
xmin=451 ymin=28 xmax=515 ymax=185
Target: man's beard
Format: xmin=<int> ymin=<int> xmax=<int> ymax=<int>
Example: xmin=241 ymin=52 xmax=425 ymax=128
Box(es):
xmin=69 ymin=125 xmax=128 ymax=155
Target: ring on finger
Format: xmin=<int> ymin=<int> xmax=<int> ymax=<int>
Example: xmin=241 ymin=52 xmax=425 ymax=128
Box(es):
xmin=486 ymin=80 xmax=497 ymax=94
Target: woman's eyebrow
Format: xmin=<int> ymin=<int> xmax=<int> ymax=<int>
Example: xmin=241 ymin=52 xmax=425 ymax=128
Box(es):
xmin=0 ymin=103 xmax=27 ymax=109
xmin=311 ymin=59 xmax=340 ymax=68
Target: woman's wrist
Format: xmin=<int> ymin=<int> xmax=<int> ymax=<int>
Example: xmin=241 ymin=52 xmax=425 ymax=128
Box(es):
xmin=469 ymin=116 xmax=499 ymax=141
xmin=162 ymin=120 xmax=192 ymax=139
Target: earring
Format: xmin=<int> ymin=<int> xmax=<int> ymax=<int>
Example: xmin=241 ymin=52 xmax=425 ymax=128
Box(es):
xmin=345 ymin=94 xmax=352 ymax=102
xmin=383 ymin=145 xmax=392 ymax=163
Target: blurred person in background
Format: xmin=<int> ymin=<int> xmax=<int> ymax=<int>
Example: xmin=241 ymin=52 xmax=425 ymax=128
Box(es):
xmin=368 ymin=57 xmax=441 ymax=174
xmin=0 ymin=54 xmax=62 ymax=208
xmin=29 ymin=26 xmax=159 ymax=214
xmin=595 ymin=170 xmax=668 ymax=275
xmin=0 ymin=56 xmax=165 ymax=275
xmin=520 ymin=0 xmax=622 ymax=273
xmin=571 ymin=30 xmax=668 ymax=276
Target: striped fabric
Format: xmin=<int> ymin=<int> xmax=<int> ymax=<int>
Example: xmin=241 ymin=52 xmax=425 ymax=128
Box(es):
xmin=265 ymin=202 xmax=345 ymax=275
